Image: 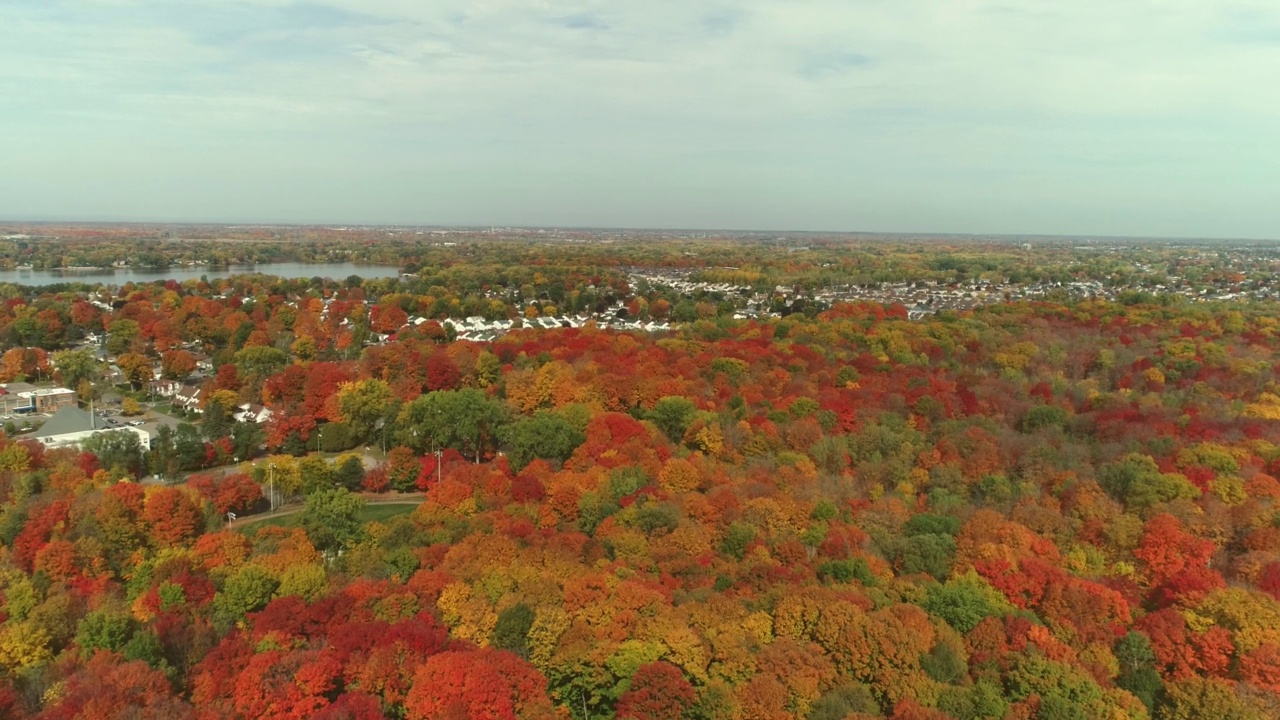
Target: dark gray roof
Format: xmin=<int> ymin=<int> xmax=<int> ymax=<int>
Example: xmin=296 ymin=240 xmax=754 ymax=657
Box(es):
xmin=32 ymin=406 xmax=109 ymax=438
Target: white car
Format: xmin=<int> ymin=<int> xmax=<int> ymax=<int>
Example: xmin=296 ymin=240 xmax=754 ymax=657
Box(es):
xmin=128 ymin=420 xmax=144 ymax=427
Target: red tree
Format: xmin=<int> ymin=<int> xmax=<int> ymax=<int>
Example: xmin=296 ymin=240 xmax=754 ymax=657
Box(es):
xmin=615 ymin=662 xmax=697 ymax=720
xmin=403 ymin=649 xmax=550 ymax=720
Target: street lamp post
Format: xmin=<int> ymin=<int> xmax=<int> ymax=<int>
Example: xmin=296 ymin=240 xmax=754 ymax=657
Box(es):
xmin=258 ymin=462 xmax=275 ymax=513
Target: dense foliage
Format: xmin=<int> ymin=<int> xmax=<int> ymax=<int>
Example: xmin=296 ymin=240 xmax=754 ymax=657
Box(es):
xmin=1 ymin=236 xmax=1280 ymax=719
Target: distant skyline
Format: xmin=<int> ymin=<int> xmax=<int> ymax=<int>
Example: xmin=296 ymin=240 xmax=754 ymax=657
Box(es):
xmin=2 ymin=1 xmax=1278 ymax=239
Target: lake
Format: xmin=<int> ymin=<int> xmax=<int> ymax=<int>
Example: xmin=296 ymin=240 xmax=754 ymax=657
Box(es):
xmin=0 ymin=262 xmax=402 ymax=287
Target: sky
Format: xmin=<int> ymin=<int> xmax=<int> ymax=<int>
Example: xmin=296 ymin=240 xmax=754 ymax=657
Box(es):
xmin=1 ymin=0 xmax=1278 ymax=238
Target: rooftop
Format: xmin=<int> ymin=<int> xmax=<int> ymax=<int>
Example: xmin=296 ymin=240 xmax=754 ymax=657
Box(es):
xmin=32 ymin=406 xmax=111 ymax=439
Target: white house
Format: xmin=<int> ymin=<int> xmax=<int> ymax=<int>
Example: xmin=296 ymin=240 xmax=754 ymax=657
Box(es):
xmin=233 ymin=403 xmax=273 ymax=424
xmin=149 ymin=379 xmax=183 ymax=398
xmin=173 ymin=384 xmax=203 ymax=413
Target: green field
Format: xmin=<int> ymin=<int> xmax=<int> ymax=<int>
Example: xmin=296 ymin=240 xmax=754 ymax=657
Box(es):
xmin=235 ymin=503 xmax=417 ymax=532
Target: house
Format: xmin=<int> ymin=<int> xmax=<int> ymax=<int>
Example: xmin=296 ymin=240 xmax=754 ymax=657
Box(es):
xmin=149 ymin=379 xmax=182 ymax=398
xmin=233 ymin=403 xmax=273 ymax=424
xmin=191 ymin=354 xmax=214 ymax=373
xmin=102 ymin=365 xmax=125 ymax=386
xmin=32 ymin=406 xmax=150 ymax=449
xmin=173 ymin=384 xmax=203 ymax=413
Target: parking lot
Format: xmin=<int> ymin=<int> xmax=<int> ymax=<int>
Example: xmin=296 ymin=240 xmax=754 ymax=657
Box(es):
xmin=3 ymin=401 xmax=189 ymax=441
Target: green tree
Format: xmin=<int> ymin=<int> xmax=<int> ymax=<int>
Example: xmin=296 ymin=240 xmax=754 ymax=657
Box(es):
xmin=721 ymin=522 xmax=755 ymax=560
xmin=1019 ymin=404 xmax=1069 ymax=432
xmin=937 ymin=680 xmax=1010 ymax=720
xmin=1099 ymin=453 xmax=1199 ymax=511
xmin=173 ymin=423 xmax=206 ymax=471
xmin=149 ymin=423 xmax=177 ymax=478
xmin=333 ymin=455 xmax=365 ymax=490
xmin=897 ymin=533 xmax=957 ymax=580
xmin=202 ymin=397 xmax=232 ymax=442
xmin=807 ymin=684 xmax=880 ymax=720
xmin=1115 ymin=632 xmax=1163 ymax=711
xmin=230 ymin=422 xmax=265 ymax=462
xmin=121 ymin=628 xmax=172 ymax=675
xmin=106 ymin=319 xmax=141 ymax=356
xmin=301 ymin=488 xmax=365 ymax=555
xmin=52 ymin=348 xmax=100 ymax=395
xmin=213 ymin=565 xmax=279 ymax=627
xmin=502 ymin=411 xmax=585 ymax=471
xmin=232 ymin=346 xmax=289 ymax=379
xmin=923 ymin=571 xmax=1013 ymax=633
xmin=492 ymin=603 xmax=535 ymax=658
xmin=75 ymin=608 xmax=136 ymax=658
xmin=83 ymin=429 xmax=146 ymax=478
xmin=648 ymin=396 xmax=696 ymax=443
xmin=397 ymin=388 xmax=510 ymax=461
xmin=1005 ymin=654 xmax=1113 ymax=720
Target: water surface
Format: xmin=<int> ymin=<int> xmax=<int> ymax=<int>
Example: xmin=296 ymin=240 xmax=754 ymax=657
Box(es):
xmin=0 ymin=262 xmax=401 ymax=286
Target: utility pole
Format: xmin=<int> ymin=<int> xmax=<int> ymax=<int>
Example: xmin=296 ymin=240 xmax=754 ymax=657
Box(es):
xmin=434 ymin=405 xmax=444 ymax=482
xmin=268 ymin=463 xmax=275 ymax=512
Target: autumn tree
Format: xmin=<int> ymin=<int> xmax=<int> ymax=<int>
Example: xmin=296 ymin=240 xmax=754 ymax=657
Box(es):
xmin=52 ymin=348 xmax=99 ymax=395
xmin=115 ymin=352 xmax=153 ymax=390
xmin=142 ymin=487 xmax=204 ymax=548
xmin=160 ymin=349 xmax=197 ymax=380
xmin=336 ymin=378 xmax=393 ymax=444
xmin=615 ymin=662 xmax=697 ymax=720
xmin=403 ymin=649 xmax=552 ymax=720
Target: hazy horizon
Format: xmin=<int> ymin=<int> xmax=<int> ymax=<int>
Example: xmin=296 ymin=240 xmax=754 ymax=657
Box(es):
xmin=3 ymin=1 xmax=1278 ymax=238
xmin=7 ymin=219 xmax=1278 ymax=245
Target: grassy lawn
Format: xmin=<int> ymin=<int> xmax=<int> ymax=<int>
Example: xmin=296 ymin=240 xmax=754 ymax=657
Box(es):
xmin=236 ymin=503 xmax=416 ymax=532
xmin=360 ymin=504 xmax=417 ymax=523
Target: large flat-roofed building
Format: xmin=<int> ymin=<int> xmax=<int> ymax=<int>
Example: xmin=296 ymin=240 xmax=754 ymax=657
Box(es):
xmin=0 ymin=384 xmax=76 ymax=415
xmin=31 ymin=406 xmax=150 ymax=449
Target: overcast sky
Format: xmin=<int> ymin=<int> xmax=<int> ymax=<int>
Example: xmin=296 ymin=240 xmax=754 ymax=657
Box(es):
xmin=1 ymin=0 xmax=1277 ymax=237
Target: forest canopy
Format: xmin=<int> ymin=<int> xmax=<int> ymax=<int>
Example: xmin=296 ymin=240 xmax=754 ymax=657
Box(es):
xmin=0 ymin=233 xmax=1279 ymax=719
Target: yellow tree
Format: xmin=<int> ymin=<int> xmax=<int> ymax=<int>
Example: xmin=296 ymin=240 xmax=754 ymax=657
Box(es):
xmin=116 ymin=352 xmax=154 ymax=390
xmin=336 ymin=378 xmax=392 ymax=443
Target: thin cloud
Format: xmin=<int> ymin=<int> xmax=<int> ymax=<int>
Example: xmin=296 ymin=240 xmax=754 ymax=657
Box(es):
xmin=799 ymin=50 xmax=874 ymax=79
xmin=557 ymin=13 xmax=608 ymax=31
xmin=0 ymin=0 xmax=1277 ymax=237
